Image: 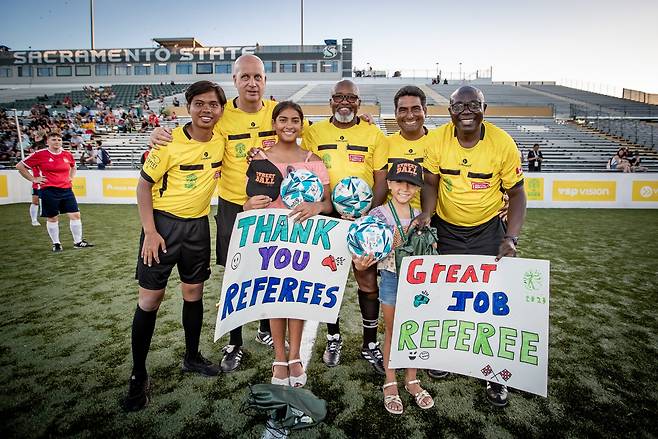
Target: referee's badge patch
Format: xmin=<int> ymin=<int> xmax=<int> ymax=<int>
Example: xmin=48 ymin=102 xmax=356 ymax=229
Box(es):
xmin=262 ymin=139 xmax=275 ymax=148
xmin=472 ymin=181 xmax=490 ymax=190
xmin=349 ymin=154 xmax=364 ymax=163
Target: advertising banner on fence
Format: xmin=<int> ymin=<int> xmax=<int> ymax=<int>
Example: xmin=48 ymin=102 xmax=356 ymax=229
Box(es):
xmin=389 ymin=255 xmax=550 ymax=397
xmin=214 ymin=209 xmax=352 ymax=341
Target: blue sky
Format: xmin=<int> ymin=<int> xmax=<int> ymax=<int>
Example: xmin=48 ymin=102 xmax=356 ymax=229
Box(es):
xmin=3 ymin=0 xmax=657 ymax=93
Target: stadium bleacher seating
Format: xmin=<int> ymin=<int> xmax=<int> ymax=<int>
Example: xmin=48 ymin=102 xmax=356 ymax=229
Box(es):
xmin=3 ymin=81 xmax=656 ymax=172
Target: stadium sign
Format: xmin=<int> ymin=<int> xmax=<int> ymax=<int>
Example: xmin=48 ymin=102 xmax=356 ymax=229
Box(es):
xmin=1 ymin=46 xmax=258 ymax=65
xmin=389 ymin=255 xmax=550 ymax=397
xmin=214 ymin=209 xmax=352 ymax=340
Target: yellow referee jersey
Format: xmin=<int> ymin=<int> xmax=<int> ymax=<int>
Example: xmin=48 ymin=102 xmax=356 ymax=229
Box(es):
xmin=386 ymin=128 xmax=434 ymax=209
xmin=141 ymin=124 xmax=225 ymax=218
xmin=215 ymin=98 xmax=278 ymax=205
xmin=424 ymin=121 xmax=523 ymax=227
xmin=301 ymin=117 xmax=388 ymax=189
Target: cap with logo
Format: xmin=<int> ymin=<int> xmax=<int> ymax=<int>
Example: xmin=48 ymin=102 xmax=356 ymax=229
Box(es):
xmin=246 ymin=159 xmax=284 ymax=200
xmin=386 ymin=159 xmax=423 ymax=187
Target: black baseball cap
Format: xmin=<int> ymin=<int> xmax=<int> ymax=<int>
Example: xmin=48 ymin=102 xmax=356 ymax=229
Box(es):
xmin=246 ymin=159 xmax=283 ymax=199
xmin=386 ymin=159 xmax=423 ymax=187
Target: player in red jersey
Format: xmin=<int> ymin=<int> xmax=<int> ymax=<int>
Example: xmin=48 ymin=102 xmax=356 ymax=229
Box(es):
xmin=16 ymin=132 xmax=94 ymax=252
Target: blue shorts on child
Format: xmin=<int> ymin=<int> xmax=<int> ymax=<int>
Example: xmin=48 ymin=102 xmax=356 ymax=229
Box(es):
xmin=378 ymin=269 xmax=399 ymax=306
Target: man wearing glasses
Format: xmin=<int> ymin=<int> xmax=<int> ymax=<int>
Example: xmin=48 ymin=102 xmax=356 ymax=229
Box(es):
xmin=414 ymin=85 xmax=527 ymax=407
xmin=301 ymin=79 xmax=389 ymax=375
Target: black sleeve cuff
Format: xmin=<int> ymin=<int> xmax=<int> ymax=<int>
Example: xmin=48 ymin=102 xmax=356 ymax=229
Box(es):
xmin=140 ymin=169 xmax=155 ymax=184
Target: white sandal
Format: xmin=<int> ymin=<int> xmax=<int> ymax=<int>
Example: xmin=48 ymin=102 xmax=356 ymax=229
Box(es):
xmin=271 ymin=361 xmax=290 ymax=386
xmin=288 ymin=359 xmax=307 ymax=387
xmin=383 ymin=381 xmax=403 ymax=415
xmin=404 ymin=379 xmax=434 ymax=409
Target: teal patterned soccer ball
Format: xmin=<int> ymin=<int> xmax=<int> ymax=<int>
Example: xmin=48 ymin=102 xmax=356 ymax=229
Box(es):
xmin=280 ymin=168 xmax=324 ymax=208
xmin=331 ymin=177 xmax=373 ymax=218
xmin=347 ymin=215 xmax=393 ymax=261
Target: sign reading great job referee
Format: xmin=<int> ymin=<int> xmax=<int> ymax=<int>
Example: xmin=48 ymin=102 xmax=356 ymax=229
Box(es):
xmin=389 ymin=255 xmax=550 ymax=397
xmin=214 ymin=209 xmax=352 ymax=340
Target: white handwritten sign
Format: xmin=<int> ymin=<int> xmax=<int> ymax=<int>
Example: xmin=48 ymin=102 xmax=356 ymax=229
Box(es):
xmin=214 ymin=209 xmax=352 ymax=341
xmin=389 ymin=255 xmax=550 ymax=397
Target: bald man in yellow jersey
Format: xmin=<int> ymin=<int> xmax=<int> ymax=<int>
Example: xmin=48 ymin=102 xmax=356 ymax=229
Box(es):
xmin=150 ymin=55 xmax=290 ymax=372
xmin=415 ymin=85 xmax=527 ymax=407
xmin=301 ymin=79 xmax=389 ymax=375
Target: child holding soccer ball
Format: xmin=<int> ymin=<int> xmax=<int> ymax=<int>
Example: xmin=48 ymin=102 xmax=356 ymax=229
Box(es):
xmin=353 ymin=159 xmax=434 ymax=415
xmin=245 ymin=100 xmax=332 ymax=387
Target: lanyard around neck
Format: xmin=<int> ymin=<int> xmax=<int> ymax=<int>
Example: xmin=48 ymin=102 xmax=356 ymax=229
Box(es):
xmin=388 ymin=200 xmax=413 ymax=239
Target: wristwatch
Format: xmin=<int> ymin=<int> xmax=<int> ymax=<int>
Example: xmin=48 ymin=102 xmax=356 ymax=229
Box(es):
xmin=503 ymin=235 xmax=519 ymax=245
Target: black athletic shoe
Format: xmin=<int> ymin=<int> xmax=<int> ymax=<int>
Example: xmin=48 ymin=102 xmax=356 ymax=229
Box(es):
xmin=182 ymin=351 xmax=220 ymax=376
xmin=52 ymin=243 xmax=63 ymax=253
xmin=73 ymin=239 xmax=94 ymax=248
xmin=360 ymin=342 xmax=385 ymax=375
xmin=220 ymin=345 xmax=244 ymax=373
xmin=122 ymin=374 xmax=149 ymax=412
xmin=486 ymin=382 xmax=509 ymax=407
xmin=255 ymin=330 xmax=274 ymax=348
xmin=322 ymin=334 xmax=342 ymax=367
xmin=427 ymin=369 xmax=450 ymax=379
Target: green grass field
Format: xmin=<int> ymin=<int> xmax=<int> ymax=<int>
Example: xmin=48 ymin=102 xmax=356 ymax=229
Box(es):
xmin=0 ymin=204 xmax=657 ymax=438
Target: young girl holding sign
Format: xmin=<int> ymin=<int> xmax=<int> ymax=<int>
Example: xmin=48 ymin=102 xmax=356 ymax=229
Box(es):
xmin=353 ymin=159 xmax=434 ymax=414
xmin=244 ymin=101 xmax=332 ymax=387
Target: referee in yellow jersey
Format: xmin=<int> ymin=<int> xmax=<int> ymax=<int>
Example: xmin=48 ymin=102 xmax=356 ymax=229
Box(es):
xmin=124 ymin=81 xmax=226 ymax=412
xmin=151 ymin=55 xmax=297 ymax=372
xmin=301 ymin=79 xmax=389 ymax=375
xmin=416 ymin=85 xmax=527 ymax=407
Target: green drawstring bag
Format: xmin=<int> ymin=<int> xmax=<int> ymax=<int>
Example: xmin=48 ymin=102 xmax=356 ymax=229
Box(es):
xmin=394 ymin=225 xmax=440 ymax=274
xmin=246 ymin=383 xmax=327 ymax=432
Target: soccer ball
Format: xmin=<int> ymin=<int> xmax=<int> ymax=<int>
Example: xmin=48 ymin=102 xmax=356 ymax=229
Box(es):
xmin=280 ymin=168 xmax=324 ymax=208
xmin=332 ymin=176 xmax=373 ymax=218
xmin=347 ymin=215 xmax=393 ymax=261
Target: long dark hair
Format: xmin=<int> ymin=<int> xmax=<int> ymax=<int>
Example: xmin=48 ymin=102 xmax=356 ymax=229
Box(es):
xmin=272 ymin=101 xmax=304 ymax=121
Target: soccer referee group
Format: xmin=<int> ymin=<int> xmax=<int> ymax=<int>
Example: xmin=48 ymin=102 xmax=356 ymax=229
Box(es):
xmin=113 ymin=54 xmax=527 ymax=412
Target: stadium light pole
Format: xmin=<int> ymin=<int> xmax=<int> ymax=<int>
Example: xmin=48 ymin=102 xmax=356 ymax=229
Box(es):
xmin=90 ymin=0 xmax=95 ymax=49
xmin=300 ymin=0 xmax=304 ymax=48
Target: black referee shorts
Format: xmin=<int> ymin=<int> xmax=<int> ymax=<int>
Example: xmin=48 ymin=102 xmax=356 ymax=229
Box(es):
xmin=215 ymin=196 xmax=243 ymax=267
xmin=136 ymin=210 xmax=211 ymax=290
xmin=431 ymin=214 xmax=507 ymax=257
xmin=40 ymin=187 xmax=79 ymax=218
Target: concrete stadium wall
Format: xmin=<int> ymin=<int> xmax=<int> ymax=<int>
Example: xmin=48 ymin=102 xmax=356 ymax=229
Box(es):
xmin=1 ymin=170 xmax=657 ymax=208
xmin=302 ymin=104 xmax=381 ymax=116
xmin=426 ymin=106 xmax=554 ymax=117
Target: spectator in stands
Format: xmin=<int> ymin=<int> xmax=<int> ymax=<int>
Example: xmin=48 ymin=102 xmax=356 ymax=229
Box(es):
xmin=95 ymin=140 xmax=111 ymax=170
xmin=148 ymin=112 xmax=160 ymax=128
xmin=413 ymin=85 xmax=526 ymax=407
xmin=607 ymin=148 xmax=631 ymax=172
xmin=172 ymin=96 xmax=180 ymax=107
xmin=622 ymin=147 xmax=648 ymax=172
xmin=81 ymin=144 xmax=97 ymax=168
xmin=527 ymin=143 xmax=544 ymax=172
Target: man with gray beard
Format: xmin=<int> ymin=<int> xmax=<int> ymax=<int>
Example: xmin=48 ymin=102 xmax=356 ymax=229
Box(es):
xmin=301 ymin=79 xmax=389 ymax=375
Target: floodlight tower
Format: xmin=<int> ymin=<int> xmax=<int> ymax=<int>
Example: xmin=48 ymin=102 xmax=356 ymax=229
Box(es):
xmin=90 ymin=0 xmax=95 ymax=49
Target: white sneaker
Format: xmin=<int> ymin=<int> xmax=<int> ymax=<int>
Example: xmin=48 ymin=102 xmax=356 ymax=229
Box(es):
xmin=31 ymin=220 xmax=40 ymax=226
